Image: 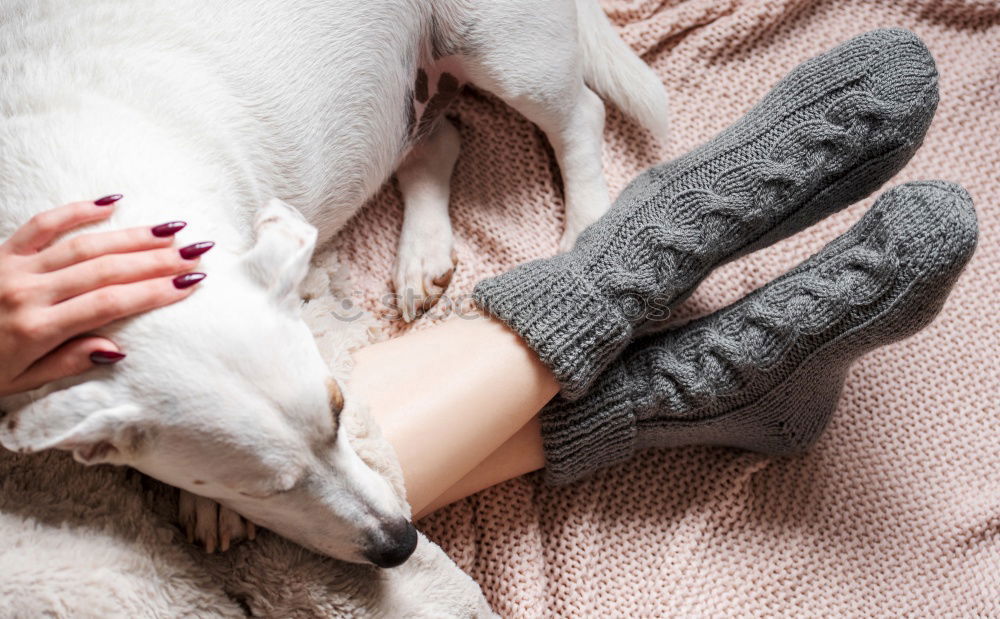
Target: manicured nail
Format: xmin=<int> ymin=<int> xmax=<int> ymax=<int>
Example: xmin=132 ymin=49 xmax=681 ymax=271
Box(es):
xmin=90 ymin=351 xmax=126 ymax=365
xmin=152 ymin=221 xmax=187 ymax=237
xmin=94 ymin=194 xmax=123 ymax=206
xmin=179 ymin=241 xmax=214 ymax=260
xmin=173 ymin=272 xmax=206 ymax=289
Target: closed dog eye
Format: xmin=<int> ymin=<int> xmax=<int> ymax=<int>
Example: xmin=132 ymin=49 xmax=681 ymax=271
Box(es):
xmin=238 ymin=489 xmax=273 ymax=499
xmin=236 ymin=466 xmax=305 ymax=499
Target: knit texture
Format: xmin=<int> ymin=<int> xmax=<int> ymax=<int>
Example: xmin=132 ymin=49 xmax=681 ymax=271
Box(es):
xmin=332 ymin=1 xmax=998 ymax=614
xmin=473 ymin=28 xmax=939 ymax=400
xmin=3 ymin=3 xmax=995 ymax=616
xmin=542 ymin=182 xmax=978 ymax=484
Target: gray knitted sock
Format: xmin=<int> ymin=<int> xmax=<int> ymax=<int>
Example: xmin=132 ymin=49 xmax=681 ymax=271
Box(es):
xmin=541 ymin=182 xmax=978 ymax=485
xmin=473 ymin=29 xmax=939 ymax=400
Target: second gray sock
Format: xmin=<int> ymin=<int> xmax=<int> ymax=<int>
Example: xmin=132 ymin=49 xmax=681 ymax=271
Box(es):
xmin=541 ymin=182 xmax=978 ymax=485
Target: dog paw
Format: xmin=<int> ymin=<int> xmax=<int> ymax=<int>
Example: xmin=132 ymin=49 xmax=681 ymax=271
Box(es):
xmin=178 ymin=489 xmax=257 ymax=553
xmin=391 ymin=243 xmax=457 ymax=322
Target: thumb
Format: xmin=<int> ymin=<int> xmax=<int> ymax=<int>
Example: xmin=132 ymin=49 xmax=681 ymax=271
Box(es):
xmin=9 ymin=337 xmax=125 ymax=393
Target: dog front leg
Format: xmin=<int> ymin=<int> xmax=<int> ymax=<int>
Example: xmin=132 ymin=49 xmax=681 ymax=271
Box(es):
xmin=392 ymin=118 xmax=461 ymax=322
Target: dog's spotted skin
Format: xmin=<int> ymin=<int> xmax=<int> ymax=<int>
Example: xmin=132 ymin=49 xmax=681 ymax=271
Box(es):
xmin=410 ymin=67 xmax=463 ymax=144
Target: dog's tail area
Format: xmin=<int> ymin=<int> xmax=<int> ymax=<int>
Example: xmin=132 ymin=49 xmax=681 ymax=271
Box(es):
xmin=575 ymin=0 xmax=669 ymax=140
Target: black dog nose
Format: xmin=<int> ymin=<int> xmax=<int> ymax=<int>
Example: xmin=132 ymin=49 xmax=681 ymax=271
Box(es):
xmin=363 ymin=519 xmax=418 ymax=568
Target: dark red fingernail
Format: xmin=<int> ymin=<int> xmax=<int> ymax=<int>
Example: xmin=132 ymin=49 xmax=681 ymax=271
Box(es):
xmin=152 ymin=221 xmax=187 ymax=237
xmin=179 ymin=241 xmax=214 ymax=260
xmin=173 ymin=272 xmax=206 ymax=289
xmin=90 ymin=351 xmax=126 ymax=364
xmin=95 ymin=194 xmax=123 ymax=206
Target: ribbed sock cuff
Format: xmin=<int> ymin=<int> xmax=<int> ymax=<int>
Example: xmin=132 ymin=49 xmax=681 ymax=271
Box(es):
xmin=472 ymin=254 xmax=633 ymax=400
xmin=541 ymin=383 xmax=638 ymax=485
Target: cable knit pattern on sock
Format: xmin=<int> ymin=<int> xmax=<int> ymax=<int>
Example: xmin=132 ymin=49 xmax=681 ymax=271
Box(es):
xmin=330 ymin=4 xmax=999 ymax=612
xmin=542 ymin=182 xmax=978 ymax=485
xmin=473 ymin=28 xmax=939 ymax=401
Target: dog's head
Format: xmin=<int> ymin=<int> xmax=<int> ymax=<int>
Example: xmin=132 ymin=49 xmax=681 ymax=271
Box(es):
xmin=0 ymin=199 xmax=417 ymax=568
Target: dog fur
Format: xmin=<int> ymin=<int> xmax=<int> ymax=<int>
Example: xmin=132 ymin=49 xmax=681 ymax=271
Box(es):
xmin=0 ymin=251 xmax=495 ymax=616
xmin=0 ymin=0 xmax=666 ymax=567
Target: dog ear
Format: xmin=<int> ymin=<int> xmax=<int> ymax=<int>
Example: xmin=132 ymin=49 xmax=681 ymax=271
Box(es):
xmin=241 ymin=198 xmax=318 ymax=311
xmin=43 ymin=405 xmax=144 ymax=465
xmin=0 ymin=381 xmax=144 ymax=465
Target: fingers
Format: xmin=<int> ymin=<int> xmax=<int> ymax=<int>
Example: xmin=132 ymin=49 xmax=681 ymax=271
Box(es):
xmin=50 ymin=273 xmax=206 ymax=337
xmin=34 ymin=222 xmax=186 ymax=272
xmin=3 ymin=198 xmax=119 ymax=255
xmin=46 ymin=245 xmax=206 ymax=303
xmin=4 ymin=336 xmax=123 ymax=395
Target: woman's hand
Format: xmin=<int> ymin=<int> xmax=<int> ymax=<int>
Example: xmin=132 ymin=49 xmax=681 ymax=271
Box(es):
xmin=0 ymin=195 xmax=212 ymax=396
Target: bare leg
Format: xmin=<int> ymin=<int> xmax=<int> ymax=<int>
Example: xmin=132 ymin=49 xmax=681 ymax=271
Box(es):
xmin=348 ymin=313 xmax=556 ymax=516
xmin=415 ymin=416 xmax=544 ymax=519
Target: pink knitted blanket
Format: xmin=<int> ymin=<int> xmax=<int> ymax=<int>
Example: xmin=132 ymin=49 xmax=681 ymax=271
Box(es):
xmin=334 ymin=0 xmax=1000 ymax=614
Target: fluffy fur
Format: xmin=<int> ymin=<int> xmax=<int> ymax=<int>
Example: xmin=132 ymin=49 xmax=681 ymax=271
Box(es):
xmin=0 ymin=0 xmax=666 ymax=567
xmin=0 ymin=251 xmax=494 ymax=616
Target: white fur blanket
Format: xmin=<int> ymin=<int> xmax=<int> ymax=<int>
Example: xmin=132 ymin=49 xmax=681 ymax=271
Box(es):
xmin=0 ymin=250 xmax=493 ymax=618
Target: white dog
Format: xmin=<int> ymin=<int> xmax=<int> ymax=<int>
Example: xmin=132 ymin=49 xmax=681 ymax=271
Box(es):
xmin=0 ymin=0 xmax=667 ymax=567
